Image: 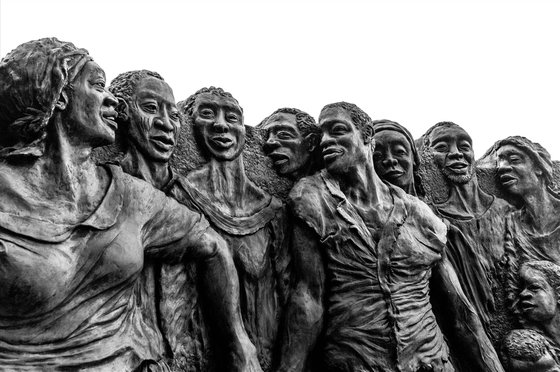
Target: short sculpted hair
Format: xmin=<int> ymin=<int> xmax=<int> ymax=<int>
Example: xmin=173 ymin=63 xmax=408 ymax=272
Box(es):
xmin=257 ymin=107 xmax=319 ymax=139
xmin=501 ymin=329 xmax=557 ymax=370
xmin=180 ymin=86 xmax=242 ymax=119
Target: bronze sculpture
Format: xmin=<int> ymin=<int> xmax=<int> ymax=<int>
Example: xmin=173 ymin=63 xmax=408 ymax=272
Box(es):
xmin=176 ymin=87 xmax=289 ymax=372
xmin=419 ymin=121 xmax=511 ymax=345
xmin=275 ymin=102 xmax=504 ymax=372
xmin=372 ymin=119 xmax=422 ymax=196
xmin=0 ymin=39 xmax=260 ymax=372
xmin=501 ymin=329 xmax=560 ymax=372
xmin=258 ymin=108 xmax=321 ymax=180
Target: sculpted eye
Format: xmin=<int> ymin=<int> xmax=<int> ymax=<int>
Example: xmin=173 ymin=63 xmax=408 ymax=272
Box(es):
xmin=199 ymin=108 xmax=214 ymax=118
xmin=277 ymin=131 xmax=295 ymax=140
xmin=331 ymin=124 xmax=347 ymax=134
xmin=227 ymin=113 xmax=240 ymax=123
xmin=169 ymin=111 xmax=180 ymax=121
xmin=373 ymin=152 xmax=383 ymax=161
xmin=433 ymin=143 xmax=448 ymax=152
xmin=142 ymin=103 xmax=157 ymax=113
xmin=459 ymin=142 xmax=472 ymax=151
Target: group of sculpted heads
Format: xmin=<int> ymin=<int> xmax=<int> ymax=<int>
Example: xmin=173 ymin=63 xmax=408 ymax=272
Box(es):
xmin=1 ymin=36 xmax=560 ymax=372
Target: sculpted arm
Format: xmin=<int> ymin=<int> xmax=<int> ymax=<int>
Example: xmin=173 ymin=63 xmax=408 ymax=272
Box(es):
xmin=434 ymin=256 xmax=505 ymax=372
xmin=275 ymin=219 xmax=325 ymax=372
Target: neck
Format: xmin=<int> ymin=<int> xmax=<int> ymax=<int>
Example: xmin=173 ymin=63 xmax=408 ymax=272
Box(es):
xmin=121 ymin=145 xmax=171 ymax=190
xmin=441 ymin=176 xmax=492 ymax=217
xmin=521 ymin=184 xmax=560 ymax=233
xmin=205 ymin=156 xmax=248 ymax=198
xmin=337 ymin=150 xmax=391 ymax=208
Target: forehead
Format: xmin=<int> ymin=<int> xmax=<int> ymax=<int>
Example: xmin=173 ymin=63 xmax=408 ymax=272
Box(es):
xmin=194 ymin=93 xmax=241 ymax=112
xmin=263 ymin=113 xmax=298 ymax=128
xmin=373 ymin=130 xmax=411 ymax=148
xmin=521 ymin=267 xmax=549 ymax=284
xmin=430 ymin=125 xmax=472 ymax=145
xmin=319 ymin=107 xmax=354 ymax=127
xmin=135 ymin=76 xmax=175 ymax=102
xmin=80 ymin=61 xmax=105 ymax=80
xmin=497 ymin=144 xmax=528 ymax=158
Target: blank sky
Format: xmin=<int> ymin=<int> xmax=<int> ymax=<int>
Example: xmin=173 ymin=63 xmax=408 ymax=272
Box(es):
xmin=1 ymin=0 xmax=559 ymax=159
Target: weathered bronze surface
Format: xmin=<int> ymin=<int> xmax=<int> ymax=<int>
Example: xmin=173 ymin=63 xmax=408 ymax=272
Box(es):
xmin=2 ymin=37 xmax=560 ymax=372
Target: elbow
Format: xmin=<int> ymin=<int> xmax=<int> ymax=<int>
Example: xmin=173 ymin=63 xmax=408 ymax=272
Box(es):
xmin=199 ymin=228 xmax=229 ymax=261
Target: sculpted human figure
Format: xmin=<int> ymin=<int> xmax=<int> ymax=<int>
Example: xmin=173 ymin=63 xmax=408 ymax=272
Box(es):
xmin=258 ymin=108 xmax=321 ymax=180
xmin=0 ymin=39 xmax=260 ymax=372
xmin=372 ymin=119 xmax=422 ymax=196
xmin=501 ymin=329 xmax=560 ymax=372
xmin=419 ymin=121 xmax=511 ymax=342
xmin=177 ymin=87 xmax=289 ymax=372
xmin=275 ymin=102 xmax=504 ymax=372
xmin=110 ymin=71 xmax=242 ymax=371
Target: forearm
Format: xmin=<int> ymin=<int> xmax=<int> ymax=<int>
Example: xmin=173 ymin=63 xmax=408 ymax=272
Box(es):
xmin=197 ymin=230 xmax=259 ymax=371
xmin=275 ymin=287 xmax=323 ymax=372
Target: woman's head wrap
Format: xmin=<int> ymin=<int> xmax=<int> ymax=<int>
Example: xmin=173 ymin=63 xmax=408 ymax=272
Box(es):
xmin=0 ymin=37 xmax=92 ymax=159
xmin=484 ymin=135 xmax=554 ymax=187
xmin=372 ymin=119 xmax=419 ymax=170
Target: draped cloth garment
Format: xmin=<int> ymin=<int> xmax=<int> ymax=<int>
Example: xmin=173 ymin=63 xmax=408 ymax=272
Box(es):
xmin=289 ymin=171 xmax=452 ymax=372
xmin=0 ymin=165 xmax=210 ymax=371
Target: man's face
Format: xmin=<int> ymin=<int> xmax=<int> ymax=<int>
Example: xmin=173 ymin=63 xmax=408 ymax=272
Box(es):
xmin=262 ymin=112 xmax=311 ymax=177
xmin=497 ymin=144 xmax=542 ymax=197
xmin=519 ymin=267 xmax=558 ymax=323
xmin=127 ymin=76 xmax=180 ymax=162
xmin=191 ymin=93 xmax=245 ymax=161
xmin=373 ymin=130 xmax=414 ymax=189
xmin=428 ymin=125 xmax=475 ymax=184
xmin=319 ymin=107 xmax=367 ymax=176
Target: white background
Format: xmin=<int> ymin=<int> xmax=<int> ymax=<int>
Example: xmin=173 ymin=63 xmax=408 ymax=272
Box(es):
xmin=1 ymin=0 xmax=559 ymax=159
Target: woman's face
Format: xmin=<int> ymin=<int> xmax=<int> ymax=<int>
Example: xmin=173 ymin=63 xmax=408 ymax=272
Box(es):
xmin=496 ymin=144 xmax=542 ymax=197
xmin=373 ymin=130 xmax=415 ymax=190
xmin=62 ymin=61 xmax=118 ymax=147
xmin=519 ymin=267 xmax=558 ymax=323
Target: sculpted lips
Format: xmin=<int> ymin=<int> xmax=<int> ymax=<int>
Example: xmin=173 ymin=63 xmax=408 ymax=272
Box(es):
xmin=520 ymin=300 xmax=536 ymax=313
xmin=446 ymin=161 xmax=469 ymax=174
xmin=151 ymin=134 xmax=175 ymax=150
xmin=383 ymin=169 xmax=404 ymax=179
xmin=499 ymin=174 xmax=517 ymax=187
xmin=101 ymin=110 xmax=118 ymax=131
xmin=211 ymin=136 xmax=234 ymax=149
xmin=322 ymin=147 xmax=343 ymax=163
xmin=269 ymin=152 xmax=290 ymax=166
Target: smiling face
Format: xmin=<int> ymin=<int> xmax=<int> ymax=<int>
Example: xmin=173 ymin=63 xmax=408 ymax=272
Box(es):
xmin=262 ymin=112 xmax=310 ymax=177
xmin=497 ymin=144 xmax=542 ymax=197
xmin=126 ymin=76 xmax=180 ymax=162
xmin=428 ymin=125 xmax=474 ymax=184
xmin=191 ymin=93 xmax=245 ymax=161
xmin=319 ymin=106 xmax=367 ymax=176
xmin=373 ymin=130 xmax=414 ymax=189
xmin=63 ymin=61 xmax=118 ymax=147
xmin=519 ymin=267 xmax=558 ymax=323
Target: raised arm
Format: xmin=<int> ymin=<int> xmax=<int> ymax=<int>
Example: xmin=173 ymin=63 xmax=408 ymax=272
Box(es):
xmin=433 ymin=255 xmax=505 ymax=372
xmin=275 ymin=219 xmax=325 ymax=372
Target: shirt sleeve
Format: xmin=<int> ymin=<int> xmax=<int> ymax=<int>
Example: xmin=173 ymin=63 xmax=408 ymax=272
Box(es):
xmin=136 ymin=180 xmax=211 ymax=261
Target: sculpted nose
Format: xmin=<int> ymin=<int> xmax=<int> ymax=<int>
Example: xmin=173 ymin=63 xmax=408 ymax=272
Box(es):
xmin=520 ymin=288 xmax=531 ymax=300
xmin=103 ymin=90 xmax=118 ymax=109
xmin=263 ymin=136 xmax=280 ymax=153
xmin=447 ymin=144 xmax=463 ymax=159
xmin=383 ymin=155 xmax=398 ymax=167
xmin=320 ymin=133 xmax=335 ymax=149
xmin=497 ymin=159 xmax=511 ymax=174
xmin=154 ymin=109 xmax=174 ymax=132
xmin=212 ymin=113 xmax=229 ymax=133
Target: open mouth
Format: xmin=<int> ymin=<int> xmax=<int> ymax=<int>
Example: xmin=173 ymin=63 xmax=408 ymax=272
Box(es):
xmin=322 ymin=147 xmax=343 ymax=163
xmin=520 ymin=301 xmax=536 ymax=312
xmin=269 ymin=152 xmax=290 ymax=166
xmin=211 ymin=136 xmax=234 ymax=149
xmin=446 ymin=162 xmax=469 ymax=174
xmin=102 ymin=112 xmax=118 ymax=131
xmin=151 ymin=135 xmax=175 ymax=150
xmin=499 ymin=174 xmax=517 ymax=187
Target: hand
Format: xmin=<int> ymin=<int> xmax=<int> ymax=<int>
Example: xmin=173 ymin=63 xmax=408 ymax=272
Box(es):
xmin=230 ymin=337 xmax=263 ymax=372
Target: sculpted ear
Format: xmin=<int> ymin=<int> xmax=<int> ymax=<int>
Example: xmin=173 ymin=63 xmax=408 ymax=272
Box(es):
xmin=54 ymin=90 xmax=69 ymax=111
xmin=304 ymin=133 xmax=320 ymax=153
xmin=363 ymin=124 xmax=374 ymax=144
xmin=116 ymin=97 xmax=130 ymax=123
